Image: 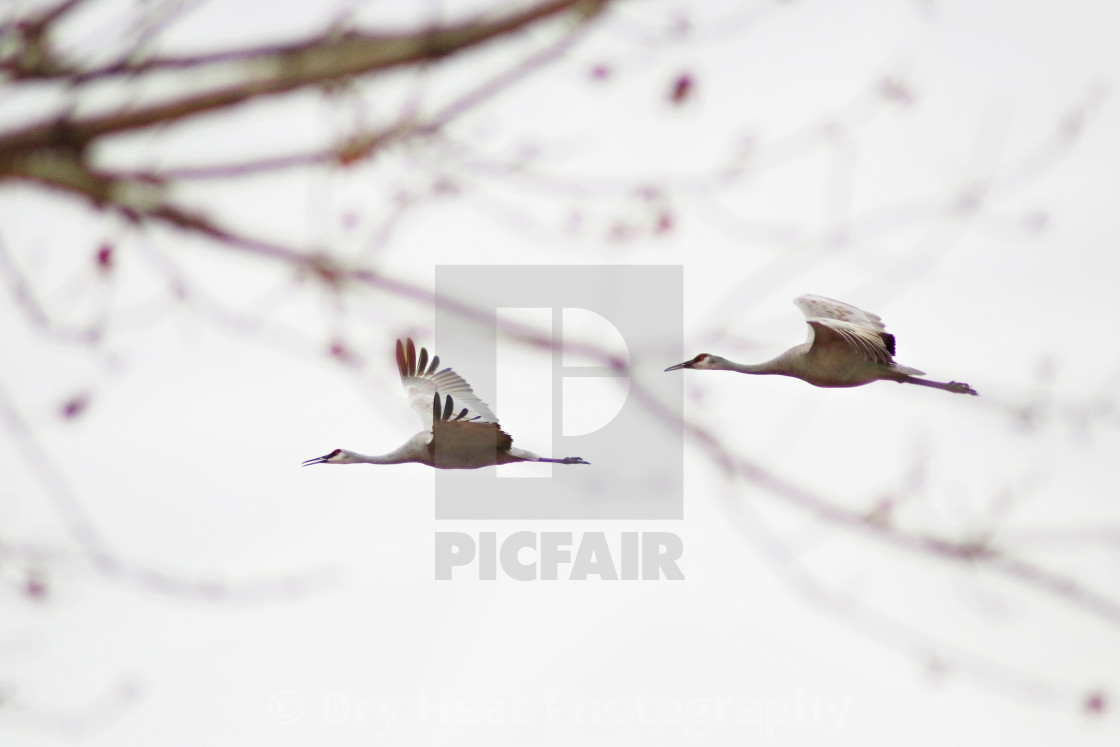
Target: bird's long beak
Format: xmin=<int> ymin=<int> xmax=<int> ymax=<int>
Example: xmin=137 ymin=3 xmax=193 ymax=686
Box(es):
xmin=664 ymin=361 xmax=691 ymax=372
xmin=301 ymin=454 xmax=330 ymax=467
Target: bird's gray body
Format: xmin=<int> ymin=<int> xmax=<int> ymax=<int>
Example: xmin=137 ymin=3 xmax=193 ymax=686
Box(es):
xmin=303 ymin=339 xmax=590 ymax=470
xmin=666 ymin=295 xmax=976 ymax=396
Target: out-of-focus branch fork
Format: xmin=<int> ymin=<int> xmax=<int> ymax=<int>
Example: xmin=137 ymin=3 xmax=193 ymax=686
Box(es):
xmin=0 ymin=0 xmax=608 ymax=201
xmin=0 ymin=0 xmax=89 ymax=78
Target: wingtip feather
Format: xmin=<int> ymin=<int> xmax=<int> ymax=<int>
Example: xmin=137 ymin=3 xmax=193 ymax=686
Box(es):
xmin=406 ymin=339 xmax=417 ymax=377
xmin=396 ymin=339 xmax=407 ymax=380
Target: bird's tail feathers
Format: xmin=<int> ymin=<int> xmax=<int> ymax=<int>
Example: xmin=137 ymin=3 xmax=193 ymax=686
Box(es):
xmin=891 ymin=363 xmax=926 ymax=376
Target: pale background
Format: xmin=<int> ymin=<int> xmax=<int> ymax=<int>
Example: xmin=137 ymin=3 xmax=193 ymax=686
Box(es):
xmin=2 ymin=0 xmax=1119 ymax=744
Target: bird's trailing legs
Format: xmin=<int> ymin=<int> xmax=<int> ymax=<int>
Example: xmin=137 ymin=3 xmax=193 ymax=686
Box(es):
xmin=898 ymin=376 xmax=978 ymax=396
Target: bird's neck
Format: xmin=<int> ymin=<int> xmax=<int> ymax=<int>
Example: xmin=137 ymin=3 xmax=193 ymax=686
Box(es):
xmin=342 ymin=448 xmax=416 ymax=465
xmin=723 ymin=356 xmax=789 ymax=375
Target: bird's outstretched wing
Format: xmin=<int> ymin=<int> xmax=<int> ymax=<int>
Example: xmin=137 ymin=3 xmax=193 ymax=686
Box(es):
xmin=794 ymin=294 xmax=886 ymax=331
xmin=431 ymin=392 xmax=514 ymax=456
xmin=794 ymin=295 xmax=900 ymax=367
xmin=396 ymin=339 xmax=499 ymax=427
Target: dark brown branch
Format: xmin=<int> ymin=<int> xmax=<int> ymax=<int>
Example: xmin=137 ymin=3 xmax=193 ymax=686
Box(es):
xmin=0 ymin=0 xmax=602 ymax=157
xmin=0 ymin=0 xmax=91 ymax=78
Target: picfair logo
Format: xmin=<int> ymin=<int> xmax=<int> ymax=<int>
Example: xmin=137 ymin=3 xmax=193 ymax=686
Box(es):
xmin=433 ymin=265 xmax=683 ymax=521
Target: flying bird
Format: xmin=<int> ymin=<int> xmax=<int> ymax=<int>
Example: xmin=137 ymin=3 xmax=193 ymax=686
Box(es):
xmin=303 ymin=339 xmax=591 ymax=469
xmin=666 ymin=295 xmax=977 ymax=395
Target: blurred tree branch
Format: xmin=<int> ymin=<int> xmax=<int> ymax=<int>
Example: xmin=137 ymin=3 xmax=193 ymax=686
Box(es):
xmin=1 ymin=0 xmax=1117 ymax=727
xmin=0 ymin=0 xmax=605 ymax=210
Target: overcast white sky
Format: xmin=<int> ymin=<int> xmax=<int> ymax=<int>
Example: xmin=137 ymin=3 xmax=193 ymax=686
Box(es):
xmin=2 ymin=0 xmax=1120 ymax=744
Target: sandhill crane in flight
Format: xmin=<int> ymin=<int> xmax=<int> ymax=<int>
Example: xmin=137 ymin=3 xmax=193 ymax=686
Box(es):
xmin=303 ymin=339 xmax=590 ymax=469
xmin=666 ymin=295 xmax=978 ymax=395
